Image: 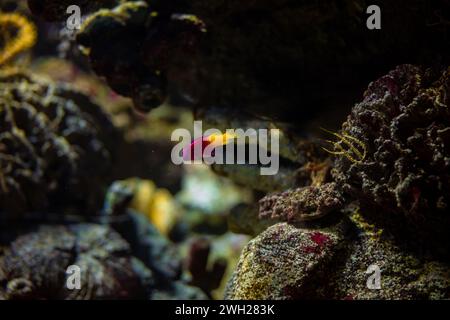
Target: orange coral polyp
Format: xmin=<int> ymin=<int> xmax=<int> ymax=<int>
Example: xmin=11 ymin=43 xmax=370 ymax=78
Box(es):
xmin=0 ymin=13 xmax=37 ymax=66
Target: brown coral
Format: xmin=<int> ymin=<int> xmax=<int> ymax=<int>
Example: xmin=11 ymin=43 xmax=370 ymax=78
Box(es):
xmin=0 ymin=70 xmax=119 ymax=217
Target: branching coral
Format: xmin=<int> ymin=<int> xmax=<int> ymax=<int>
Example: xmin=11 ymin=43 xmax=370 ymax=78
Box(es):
xmin=0 ymin=12 xmax=36 ymax=66
xmin=321 ymin=128 xmax=367 ymax=164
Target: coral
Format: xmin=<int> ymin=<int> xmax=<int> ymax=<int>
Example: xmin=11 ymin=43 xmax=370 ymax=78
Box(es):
xmin=259 ymin=183 xmax=344 ymax=222
xmin=20 ymin=0 xmax=450 ymax=302
xmin=349 ymin=209 xmax=383 ymax=240
xmin=0 ymin=12 xmax=36 ymax=66
xmin=0 ymin=70 xmax=119 ymax=217
xmin=75 ymin=1 xmax=206 ymax=112
xmin=0 ymin=224 xmax=148 ymax=299
xmin=331 ymin=65 xmax=450 ymax=255
xmin=226 ymin=65 xmax=450 ymax=300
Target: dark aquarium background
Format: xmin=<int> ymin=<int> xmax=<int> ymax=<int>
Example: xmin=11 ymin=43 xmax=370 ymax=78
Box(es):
xmin=0 ymin=0 xmax=449 ymax=300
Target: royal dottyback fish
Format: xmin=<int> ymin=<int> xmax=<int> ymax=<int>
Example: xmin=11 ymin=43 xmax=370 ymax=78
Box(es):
xmin=182 ymin=132 xmax=237 ymax=162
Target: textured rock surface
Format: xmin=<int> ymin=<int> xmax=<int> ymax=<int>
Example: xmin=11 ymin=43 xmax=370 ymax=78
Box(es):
xmin=0 ymin=224 xmax=147 ymax=299
xmin=225 ymin=217 xmax=450 ymax=299
xmin=225 ymin=222 xmax=348 ymax=299
xmin=328 ymin=228 xmax=450 ymax=300
xmin=20 ymin=0 xmax=450 ymax=301
xmin=0 ymin=219 xmax=207 ymax=300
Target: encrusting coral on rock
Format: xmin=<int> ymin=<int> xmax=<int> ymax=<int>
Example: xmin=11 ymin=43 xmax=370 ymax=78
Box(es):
xmin=226 ymin=217 xmax=450 ymax=300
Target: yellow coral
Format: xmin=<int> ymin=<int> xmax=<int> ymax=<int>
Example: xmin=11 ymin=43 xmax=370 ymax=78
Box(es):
xmin=320 ymin=127 xmax=367 ymax=164
xmin=127 ymin=179 xmax=179 ymax=235
xmin=0 ymin=13 xmax=37 ymax=66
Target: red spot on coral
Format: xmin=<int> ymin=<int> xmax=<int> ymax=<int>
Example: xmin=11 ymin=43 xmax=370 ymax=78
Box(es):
xmin=310 ymin=232 xmax=330 ymax=246
xmin=302 ymin=232 xmax=331 ymax=255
